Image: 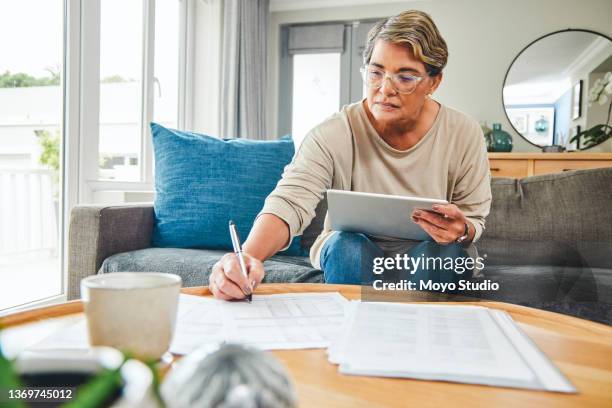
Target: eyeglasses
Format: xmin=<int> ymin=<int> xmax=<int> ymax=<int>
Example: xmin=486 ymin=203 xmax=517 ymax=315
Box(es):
xmin=360 ymin=65 xmax=425 ymax=95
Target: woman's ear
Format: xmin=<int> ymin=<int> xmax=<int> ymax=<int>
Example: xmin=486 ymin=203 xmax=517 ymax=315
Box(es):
xmin=429 ymin=72 xmax=443 ymax=94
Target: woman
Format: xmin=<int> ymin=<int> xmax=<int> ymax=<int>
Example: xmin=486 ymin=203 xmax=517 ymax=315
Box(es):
xmin=210 ymin=10 xmax=491 ymax=300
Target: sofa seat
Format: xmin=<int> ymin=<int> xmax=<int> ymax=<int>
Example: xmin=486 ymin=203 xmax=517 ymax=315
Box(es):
xmin=100 ymin=248 xmax=324 ymax=287
xmin=478 ymin=265 xmax=612 ymax=324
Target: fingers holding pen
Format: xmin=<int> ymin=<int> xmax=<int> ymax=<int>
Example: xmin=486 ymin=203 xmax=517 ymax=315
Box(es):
xmin=221 ymin=253 xmax=252 ymax=295
xmin=210 ymin=252 xmax=266 ymax=300
xmin=211 ymin=257 xmax=247 ymax=299
xmin=244 ymin=256 xmax=265 ymax=291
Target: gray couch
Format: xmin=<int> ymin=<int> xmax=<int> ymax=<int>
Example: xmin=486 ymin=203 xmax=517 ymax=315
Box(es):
xmin=68 ymin=168 xmax=612 ymax=324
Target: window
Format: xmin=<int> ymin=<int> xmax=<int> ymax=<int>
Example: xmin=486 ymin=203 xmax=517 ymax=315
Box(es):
xmin=291 ymin=54 xmax=341 ymax=143
xmin=279 ymin=21 xmax=377 ymax=139
xmin=0 ymin=0 xmax=64 ymax=310
xmin=96 ymin=0 xmax=181 ymax=182
xmin=153 ymin=0 xmax=180 ymax=130
xmin=98 ymin=0 xmax=144 ymax=181
xmin=0 ymin=0 xmax=187 ymax=311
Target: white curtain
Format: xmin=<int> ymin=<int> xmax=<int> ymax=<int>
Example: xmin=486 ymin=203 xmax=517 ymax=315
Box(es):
xmin=219 ymin=0 xmax=269 ymax=140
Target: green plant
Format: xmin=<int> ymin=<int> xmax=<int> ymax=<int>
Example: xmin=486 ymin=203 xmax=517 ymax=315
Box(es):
xmin=0 ymin=342 xmax=26 ymax=408
xmin=62 ymin=366 xmax=124 ymax=408
xmin=0 ymin=69 xmax=60 ymax=88
xmin=570 ymin=72 xmax=612 ymax=149
xmin=34 ymin=129 xmax=60 ymax=172
xmin=35 ymin=129 xmax=61 ymax=199
xmin=100 ymin=75 xmax=133 ymax=84
xmin=0 ymin=341 xmax=162 ymax=408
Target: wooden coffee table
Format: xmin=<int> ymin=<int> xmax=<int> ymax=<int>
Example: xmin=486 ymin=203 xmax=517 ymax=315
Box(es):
xmin=2 ymin=283 xmax=612 ymax=407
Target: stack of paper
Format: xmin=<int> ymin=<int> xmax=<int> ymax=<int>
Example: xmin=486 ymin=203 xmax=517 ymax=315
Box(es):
xmin=328 ymin=301 xmax=576 ymax=393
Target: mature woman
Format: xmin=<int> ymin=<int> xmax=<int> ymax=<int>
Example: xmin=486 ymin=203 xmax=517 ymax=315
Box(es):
xmin=210 ymin=10 xmax=491 ymax=300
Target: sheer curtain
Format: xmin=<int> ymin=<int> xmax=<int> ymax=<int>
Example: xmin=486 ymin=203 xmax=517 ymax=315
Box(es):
xmin=219 ymin=0 xmax=269 ymax=139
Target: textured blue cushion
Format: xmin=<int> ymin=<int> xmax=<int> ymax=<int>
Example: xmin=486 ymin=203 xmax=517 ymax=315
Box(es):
xmin=151 ymin=123 xmax=304 ymax=255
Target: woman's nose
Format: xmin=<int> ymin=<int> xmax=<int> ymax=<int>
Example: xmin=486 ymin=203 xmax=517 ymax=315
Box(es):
xmin=379 ymin=76 xmax=397 ymax=96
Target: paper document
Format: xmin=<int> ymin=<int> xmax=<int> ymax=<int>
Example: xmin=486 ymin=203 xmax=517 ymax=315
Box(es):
xmin=222 ymin=292 xmax=348 ymax=350
xmin=169 ymin=294 xmax=224 ymax=354
xmin=329 ymin=302 xmax=575 ymax=393
xmin=19 ymin=293 xmax=348 ymax=355
xmin=28 ymin=317 xmax=89 ymax=351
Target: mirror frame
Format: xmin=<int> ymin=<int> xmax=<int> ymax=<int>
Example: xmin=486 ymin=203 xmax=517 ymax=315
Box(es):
xmin=502 ymin=28 xmax=612 ymax=150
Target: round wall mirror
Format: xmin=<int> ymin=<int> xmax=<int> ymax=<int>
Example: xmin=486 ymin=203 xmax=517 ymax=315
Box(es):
xmin=503 ymin=29 xmax=612 ymax=150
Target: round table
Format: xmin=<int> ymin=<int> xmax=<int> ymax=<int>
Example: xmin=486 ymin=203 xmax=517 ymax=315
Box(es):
xmin=2 ymin=283 xmax=612 ymax=407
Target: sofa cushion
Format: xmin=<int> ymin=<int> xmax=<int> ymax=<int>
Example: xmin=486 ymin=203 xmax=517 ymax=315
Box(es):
xmin=479 ymin=168 xmax=612 ymax=268
xmin=485 ymin=168 xmax=612 ymax=242
xmin=150 ymin=123 xmax=305 ymax=255
xmin=100 ymin=248 xmax=323 ymax=287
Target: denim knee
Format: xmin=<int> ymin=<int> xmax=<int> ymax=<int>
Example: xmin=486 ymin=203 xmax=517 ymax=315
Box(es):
xmin=320 ymin=232 xmax=383 ymax=285
xmin=405 ymin=241 xmax=473 ymax=285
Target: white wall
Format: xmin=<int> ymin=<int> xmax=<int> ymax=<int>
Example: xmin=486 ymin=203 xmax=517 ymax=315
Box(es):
xmin=267 ymin=0 xmax=612 ymax=152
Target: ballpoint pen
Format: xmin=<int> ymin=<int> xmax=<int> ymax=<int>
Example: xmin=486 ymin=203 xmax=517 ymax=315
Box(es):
xmin=229 ymin=220 xmax=252 ymax=303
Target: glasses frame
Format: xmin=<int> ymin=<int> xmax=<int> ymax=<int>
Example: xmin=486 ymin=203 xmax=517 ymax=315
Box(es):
xmin=360 ymin=65 xmax=425 ymax=95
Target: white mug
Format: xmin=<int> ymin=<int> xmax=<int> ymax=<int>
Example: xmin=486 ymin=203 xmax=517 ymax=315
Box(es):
xmin=81 ymin=272 xmax=182 ymax=360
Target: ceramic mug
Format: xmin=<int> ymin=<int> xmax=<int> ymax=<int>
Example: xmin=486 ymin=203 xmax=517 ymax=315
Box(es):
xmin=81 ymin=272 xmax=182 ymax=360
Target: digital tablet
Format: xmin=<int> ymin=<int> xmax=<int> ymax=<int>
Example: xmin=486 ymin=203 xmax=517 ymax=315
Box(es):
xmin=326 ymin=189 xmax=448 ymax=241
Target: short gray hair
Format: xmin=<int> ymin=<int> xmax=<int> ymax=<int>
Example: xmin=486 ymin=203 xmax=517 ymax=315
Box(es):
xmin=363 ymin=10 xmax=448 ymax=76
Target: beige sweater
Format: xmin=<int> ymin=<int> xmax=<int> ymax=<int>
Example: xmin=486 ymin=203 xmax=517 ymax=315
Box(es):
xmin=260 ymin=100 xmax=492 ymax=269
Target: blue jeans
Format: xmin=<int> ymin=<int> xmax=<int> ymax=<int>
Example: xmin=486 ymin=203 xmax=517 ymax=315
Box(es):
xmin=320 ymin=231 xmax=473 ymax=285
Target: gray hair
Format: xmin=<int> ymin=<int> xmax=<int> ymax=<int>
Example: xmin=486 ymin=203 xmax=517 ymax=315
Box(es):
xmin=363 ymin=10 xmax=448 ymax=76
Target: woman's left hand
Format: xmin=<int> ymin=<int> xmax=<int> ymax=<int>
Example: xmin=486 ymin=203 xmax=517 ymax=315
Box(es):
xmin=411 ymin=203 xmax=474 ymax=244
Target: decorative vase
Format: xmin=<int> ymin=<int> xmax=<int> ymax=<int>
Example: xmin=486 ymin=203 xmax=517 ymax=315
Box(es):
xmin=490 ymin=123 xmax=513 ymax=152
xmin=534 ymin=116 xmax=548 ymax=133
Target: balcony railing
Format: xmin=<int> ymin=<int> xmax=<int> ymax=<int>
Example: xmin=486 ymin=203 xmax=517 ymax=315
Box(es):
xmin=0 ymin=169 xmax=58 ymax=256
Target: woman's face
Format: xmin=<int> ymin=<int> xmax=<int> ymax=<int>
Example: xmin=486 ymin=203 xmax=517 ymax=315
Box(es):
xmin=365 ymin=39 xmax=442 ymax=127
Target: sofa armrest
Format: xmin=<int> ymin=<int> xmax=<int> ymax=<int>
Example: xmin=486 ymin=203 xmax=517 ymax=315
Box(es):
xmin=68 ymin=204 xmax=155 ymax=300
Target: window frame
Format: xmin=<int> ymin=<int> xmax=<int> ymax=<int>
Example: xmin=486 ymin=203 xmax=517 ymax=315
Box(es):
xmin=76 ymin=0 xmax=191 ymax=202
xmin=65 ymin=0 xmax=189 ymax=305
xmin=0 ymin=0 xmax=192 ymax=314
xmin=278 ymin=19 xmax=378 ymax=136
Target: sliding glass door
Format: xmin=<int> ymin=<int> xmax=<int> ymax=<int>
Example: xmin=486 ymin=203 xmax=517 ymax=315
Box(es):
xmin=0 ymin=0 xmax=64 ymax=310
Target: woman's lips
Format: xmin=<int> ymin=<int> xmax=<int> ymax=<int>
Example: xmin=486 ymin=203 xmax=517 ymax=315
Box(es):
xmin=376 ymin=102 xmax=400 ymax=110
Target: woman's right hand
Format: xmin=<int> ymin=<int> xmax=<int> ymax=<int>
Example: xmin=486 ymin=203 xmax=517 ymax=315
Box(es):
xmin=209 ymin=252 xmax=265 ymax=300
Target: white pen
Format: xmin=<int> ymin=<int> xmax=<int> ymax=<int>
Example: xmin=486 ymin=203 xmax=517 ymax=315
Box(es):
xmin=228 ymin=220 xmax=252 ymax=303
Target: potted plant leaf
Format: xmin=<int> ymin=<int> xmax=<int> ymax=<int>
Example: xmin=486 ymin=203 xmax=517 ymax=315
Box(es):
xmin=570 ymin=72 xmax=612 ymax=148
xmin=0 ymin=341 xmax=160 ymax=408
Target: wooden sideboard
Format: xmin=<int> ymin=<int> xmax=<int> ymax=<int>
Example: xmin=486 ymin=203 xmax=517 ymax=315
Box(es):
xmin=487 ymin=153 xmax=612 ymax=178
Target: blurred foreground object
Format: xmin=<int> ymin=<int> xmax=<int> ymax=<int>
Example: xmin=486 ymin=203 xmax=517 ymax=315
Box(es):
xmin=13 ymin=347 xmax=158 ymax=407
xmin=162 ymin=344 xmax=297 ymax=408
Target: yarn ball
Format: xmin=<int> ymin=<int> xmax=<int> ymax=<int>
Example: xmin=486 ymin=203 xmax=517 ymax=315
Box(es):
xmin=161 ymin=344 xmax=297 ymax=408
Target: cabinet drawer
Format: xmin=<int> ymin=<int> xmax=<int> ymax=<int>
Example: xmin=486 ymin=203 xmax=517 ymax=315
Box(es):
xmin=534 ymin=160 xmax=612 ymax=175
xmin=488 ymin=159 xmax=529 ymax=178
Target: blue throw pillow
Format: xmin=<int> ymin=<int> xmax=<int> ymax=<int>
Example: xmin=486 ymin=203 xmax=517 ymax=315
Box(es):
xmin=150 ymin=123 xmax=304 ymax=256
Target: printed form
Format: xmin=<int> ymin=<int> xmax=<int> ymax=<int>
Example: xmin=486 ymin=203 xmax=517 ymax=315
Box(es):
xmin=330 ymin=302 xmax=575 ymax=393
xmin=221 ymin=292 xmax=348 ymax=350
